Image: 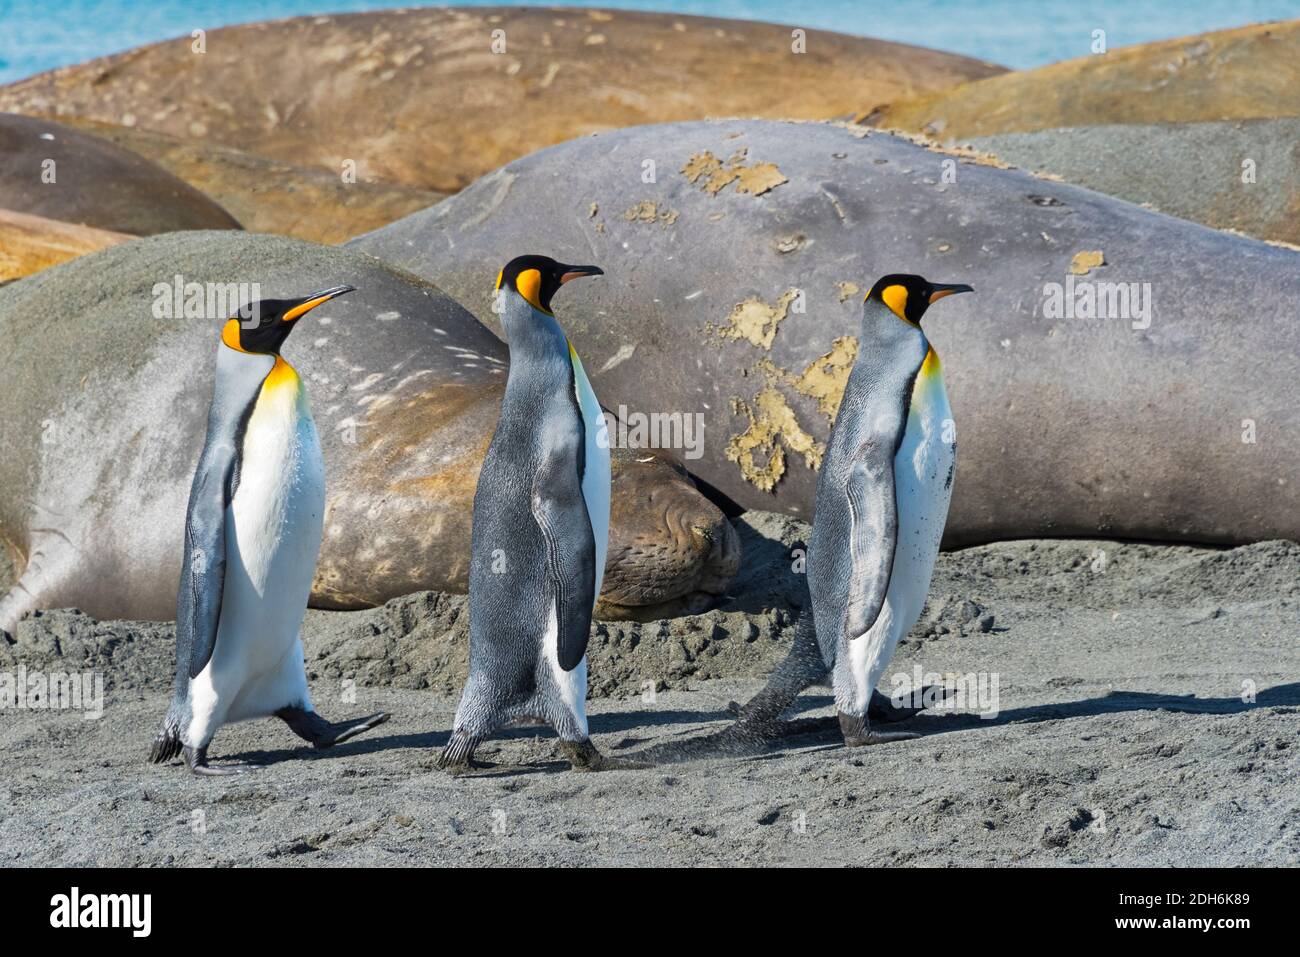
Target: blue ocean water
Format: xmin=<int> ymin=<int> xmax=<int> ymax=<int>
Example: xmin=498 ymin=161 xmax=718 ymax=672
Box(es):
xmin=0 ymin=0 xmax=1294 ymax=83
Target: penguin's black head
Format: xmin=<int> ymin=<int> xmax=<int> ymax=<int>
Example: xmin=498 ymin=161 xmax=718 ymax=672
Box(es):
xmin=866 ymin=274 xmax=973 ymax=326
xmin=221 ymin=285 xmax=355 ymax=355
xmin=496 ymin=255 xmax=603 ymax=316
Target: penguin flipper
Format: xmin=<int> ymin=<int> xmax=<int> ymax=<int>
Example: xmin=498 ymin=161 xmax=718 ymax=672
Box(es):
xmin=176 ymin=442 xmax=237 ymax=683
xmin=843 ymin=435 xmax=900 ymax=640
xmin=531 ymin=463 xmax=597 ymax=673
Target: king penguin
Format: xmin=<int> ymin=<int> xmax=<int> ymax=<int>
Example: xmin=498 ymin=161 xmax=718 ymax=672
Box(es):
xmin=438 ymin=255 xmax=635 ymax=773
xmin=149 ymin=285 xmax=389 ymax=775
xmin=730 ymin=274 xmax=973 ymax=747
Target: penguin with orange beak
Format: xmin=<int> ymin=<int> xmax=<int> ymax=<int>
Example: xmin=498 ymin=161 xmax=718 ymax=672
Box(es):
xmin=438 ymin=256 xmax=638 ymax=772
xmin=149 ymin=285 xmax=389 ymax=775
xmin=734 ymin=274 xmax=973 ymax=747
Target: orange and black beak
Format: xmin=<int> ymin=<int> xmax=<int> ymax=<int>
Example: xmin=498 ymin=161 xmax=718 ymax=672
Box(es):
xmin=283 ymin=284 xmax=356 ymax=322
xmin=928 ymin=282 xmax=973 ymax=305
xmin=558 ymin=265 xmax=604 ymax=285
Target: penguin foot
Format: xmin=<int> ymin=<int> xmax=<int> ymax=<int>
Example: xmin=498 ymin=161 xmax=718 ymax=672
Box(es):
xmin=276 ymin=706 xmax=390 ymax=749
xmin=838 ymin=712 xmax=921 ymax=747
xmin=183 ymin=745 xmax=262 ymax=776
xmin=868 ymin=685 xmax=955 ymax=724
xmin=559 ymin=739 xmax=652 ymax=772
xmin=436 ymin=730 xmax=482 ymax=774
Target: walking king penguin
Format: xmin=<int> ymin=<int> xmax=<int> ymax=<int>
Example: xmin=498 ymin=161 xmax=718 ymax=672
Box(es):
xmin=731 ymin=275 xmax=973 ymax=747
xmin=439 ymin=255 xmax=634 ymax=772
xmin=149 ymin=285 xmax=389 ymax=775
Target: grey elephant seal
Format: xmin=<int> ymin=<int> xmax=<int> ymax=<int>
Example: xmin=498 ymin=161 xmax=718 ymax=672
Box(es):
xmin=968 ymin=119 xmax=1300 ymax=247
xmin=351 ymin=118 xmax=1300 ymax=546
xmin=0 ymin=112 xmax=239 ymax=235
xmin=0 ymin=232 xmax=736 ymax=634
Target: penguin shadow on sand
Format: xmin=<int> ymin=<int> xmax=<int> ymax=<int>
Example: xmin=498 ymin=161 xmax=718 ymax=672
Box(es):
xmin=626 ymin=682 xmax=1300 ymax=766
xmin=204 ymin=706 xmax=732 ymax=778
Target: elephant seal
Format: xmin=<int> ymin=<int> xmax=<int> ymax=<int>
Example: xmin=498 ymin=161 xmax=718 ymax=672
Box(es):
xmin=0 ymin=207 xmax=130 ymax=282
xmin=599 ymin=451 xmax=740 ymax=622
xmin=968 ymin=120 xmax=1300 ymax=247
xmin=52 ymin=117 xmax=445 ymax=244
xmin=866 ymin=20 xmax=1300 ymax=141
xmin=0 ymin=112 xmax=239 ymax=234
xmin=0 ymin=8 xmax=1002 ymax=193
xmin=0 ymin=231 xmax=736 ymax=634
xmin=351 ymin=119 xmax=1300 ymax=546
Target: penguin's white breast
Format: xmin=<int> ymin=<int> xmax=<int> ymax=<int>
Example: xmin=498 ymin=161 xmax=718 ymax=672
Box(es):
xmin=889 ymin=366 xmax=955 ymax=626
xmin=222 ymin=370 xmax=325 ymax=653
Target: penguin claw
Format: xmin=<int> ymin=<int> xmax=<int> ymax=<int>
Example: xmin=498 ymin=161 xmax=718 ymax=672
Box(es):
xmin=868 ymin=685 xmax=954 ymax=723
xmin=839 ymin=712 xmax=921 ymax=747
xmin=276 ymin=706 xmax=390 ymax=749
xmin=183 ymin=745 xmax=262 ymax=776
xmin=315 ymin=711 xmax=390 ymax=749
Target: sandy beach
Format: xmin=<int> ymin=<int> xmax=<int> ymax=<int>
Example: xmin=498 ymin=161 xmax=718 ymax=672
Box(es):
xmin=3 ymin=513 xmax=1295 ymax=866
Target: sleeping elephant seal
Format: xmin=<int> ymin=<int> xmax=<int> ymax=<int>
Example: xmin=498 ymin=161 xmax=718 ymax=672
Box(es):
xmin=0 ymin=231 xmax=736 ymax=633
xmin=865 ymin=19 xmax=1300 ymax=141
xmin=0 ymin=112 xmax=240 ymax=235
xmin=0 ymin=207 xmax=131 ymax=282
xmin=599 ymin=450 xmax=740 ymax=622
xmin=0 ymin=8 xmax=1002 ymax=194
xmin=968 ymin=119 xmax=1300 ymax=247
xmin=350 ymin=119 xmax=1300 ymax=547
xmin=47 ymin=116 xmax=446 ymax=244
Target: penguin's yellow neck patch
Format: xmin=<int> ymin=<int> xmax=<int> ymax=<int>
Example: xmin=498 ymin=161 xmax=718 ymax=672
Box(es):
xmin=262 ymin=356 xmax=300 ymax=395
xmin=920 ymin=347 xmax=942 ymax=379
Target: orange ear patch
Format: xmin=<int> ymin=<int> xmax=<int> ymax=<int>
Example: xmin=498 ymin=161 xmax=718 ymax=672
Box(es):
xmin=880 ymin=284 xmax=909 ymax=321
xmin=221 ymin=318 xmax=247 ymax=352
xmin=515 ymin=267 xmax=547 ymax=313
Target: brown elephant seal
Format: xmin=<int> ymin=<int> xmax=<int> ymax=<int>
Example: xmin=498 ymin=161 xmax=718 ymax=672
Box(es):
xmin=0 ymin=112 xmax=239 ymax=234
xmin=51 ymin=117 xmax=445 ymax=244
xmin=598 ymin=451 xmax=740 ymax=622
xmin=866 ymin=20 xmax=1300 ymax=141
xmin=0 ymin=8 xmax=1002 ymax=193
xmin=350 ymin=119 xmax=1300 ymax=547
xmin=0 ymin=207 xmax=131 ymax=282
xmin=0 ymin=231 xmax=736 ymax=634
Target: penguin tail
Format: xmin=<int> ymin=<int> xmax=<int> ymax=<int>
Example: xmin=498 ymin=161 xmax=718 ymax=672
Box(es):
xmin=148 ymin=715 xmax=183 ymax=765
